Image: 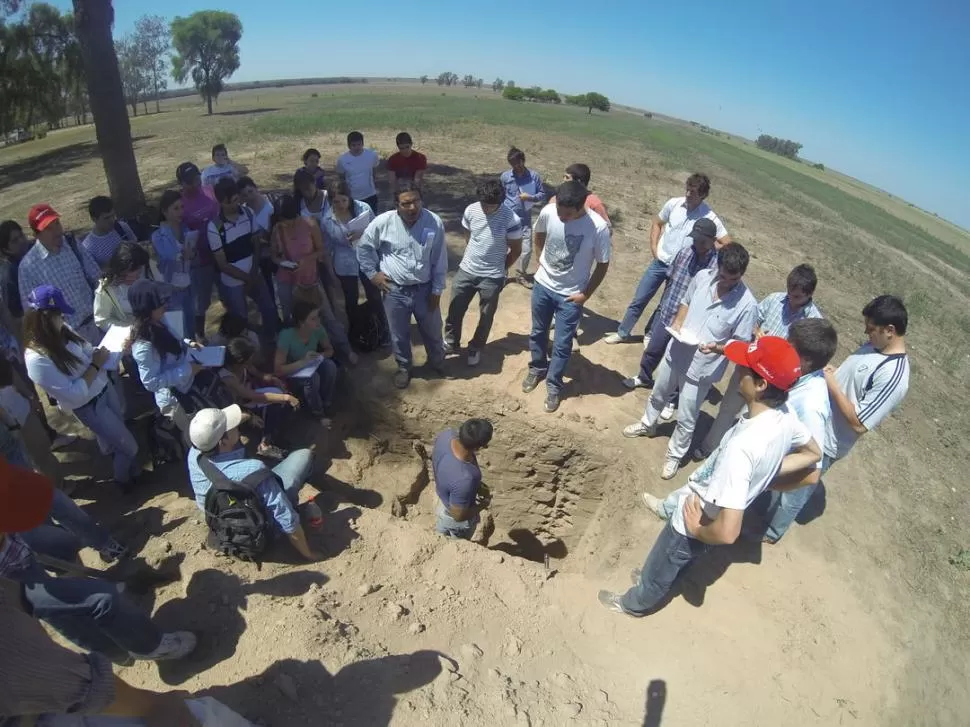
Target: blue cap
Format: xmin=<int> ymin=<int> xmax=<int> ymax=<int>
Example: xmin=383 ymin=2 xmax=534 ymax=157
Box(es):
xmin=27 ymin=285 xmax=74 ymax=316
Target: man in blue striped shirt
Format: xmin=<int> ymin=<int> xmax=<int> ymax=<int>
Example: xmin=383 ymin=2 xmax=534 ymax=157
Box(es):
xmin=696 ymin=264 xmax=823 ymax=458
xmin=444 ymin=180 xmax=523 ymax=367
xmin=358 ymin=182 xmax=449 ymax=389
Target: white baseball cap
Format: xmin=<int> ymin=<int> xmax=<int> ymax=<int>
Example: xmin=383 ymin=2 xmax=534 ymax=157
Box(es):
xmin=189 ymin=404 xmax=243 ymax=451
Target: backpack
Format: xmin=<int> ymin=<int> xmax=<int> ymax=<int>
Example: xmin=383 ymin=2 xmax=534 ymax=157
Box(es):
xmin=172 ymin=367 xmax=234 ymax=416
xmin=198 ymin=453 xmax=274 ymax=563
xmin=348 ymin=303 xmax=387 ymax=353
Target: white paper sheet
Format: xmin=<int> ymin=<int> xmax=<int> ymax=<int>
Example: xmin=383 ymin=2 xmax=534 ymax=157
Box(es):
xmin=290 ymin=357 xmax=323 ymax=379
xmin=665 ymin=326 xmax=701 ymax=347
xmin=188 ymin=346 xmax=226 ymax=367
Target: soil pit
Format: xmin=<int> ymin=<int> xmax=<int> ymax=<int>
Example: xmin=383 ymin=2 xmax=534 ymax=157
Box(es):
xmin=324 ymin=404 xmax=607 ymax=564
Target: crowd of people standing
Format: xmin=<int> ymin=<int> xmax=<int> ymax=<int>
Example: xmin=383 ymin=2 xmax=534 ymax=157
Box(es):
xmin=0 ymin=129 xmax=912 ymax=724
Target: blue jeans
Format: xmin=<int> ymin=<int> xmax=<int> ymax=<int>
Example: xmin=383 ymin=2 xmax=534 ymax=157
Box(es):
xmin=17 ymin=565 xmax=162 ymax=661
xmin=24 ymin=489 xmax=113 ymax=555
xmin=220 ymin=277 xmax=280 ymax=342
xmin=271 ymin=448 xmax=314 ymax=507
xmin=190 ymin=263 xmax=217 ymax=337
xmin=383 ymin=282 xmax=445 ymax=370
xmin=290 ymin=358 xmax=338 ymax=416
xmin=435 ymin=500 xmax=478 ymax=539
xmin=617 ymin=259 xmax=669 ymax=338
xmin=72 ymin=383 xmax=139 ymax=486
xmin=528 ymin=282 xmax=582 ymax=396
xmin=620 ymin=520 xmax=709 ymax=614
xmin=763 ymin=454 xmax=835 ymax=542
xmin=35 ymin=716 xmax=149 ymax=726
xmin=638 ymin=307 xmax=674 ymax=383
xmin=171 ymin=287 xmax=195 ymax=341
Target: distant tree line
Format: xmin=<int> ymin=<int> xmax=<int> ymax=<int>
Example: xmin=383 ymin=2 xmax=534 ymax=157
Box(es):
xmin=756 ymin=134 xmax=802 ymax=159
xmin=426 ymin=72 xmax=609 ymax=114
xmin=502 ymin=85 xmax=561 ymax=104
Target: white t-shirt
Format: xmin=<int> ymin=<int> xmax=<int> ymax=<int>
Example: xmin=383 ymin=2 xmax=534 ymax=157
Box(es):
xmin=669 ymin=407 xmax=812 ymax=538
xmin=247 ymin=197 xmax=274 ymax=234
xmin=201 ymin=163 xmax=237 ymax=187
xmin=459 ymin=203 xmax=523 ymax=278
xmin=533 ymin=207 xmax=612 ymax=297
xmin=655 ymin=196 xmax=728 ymax=265
xmin=336 ymin=149 xmax=379 ymax=199
xmin=824 ymin=344 xmax=910 ymax=459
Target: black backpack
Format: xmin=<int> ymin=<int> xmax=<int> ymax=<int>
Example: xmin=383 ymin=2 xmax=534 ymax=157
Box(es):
xmin=198 ymin=453 xmax=274 ymax=563
xmin=349 ymin=303 xmax=387 ymax=353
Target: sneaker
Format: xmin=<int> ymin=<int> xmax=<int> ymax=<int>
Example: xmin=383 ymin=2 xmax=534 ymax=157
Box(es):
xmin=642 ymin=335 xmax=652 ymax=350
xmin=597 ymin=590 xmax=641 ymax=617
xmin=98 ymin=538 xmax=130 ymax=564
xmin=660 ymin=402 xmax=676 ymax=421
xmin=603 ymin=332 xmax=628 ymax=344
xmin=257 ymin=443 xmax=288 ymax=460
xmin=443 ymin=340 xmax=458 ymax=355
xmin=660 ymin=459 xmax=680 ymax=480
xmin=393 ymin=368 xmax=410 ymax=389
xmin=131 ymin=631 xmax=197 ymax=661
xmin=521 ymin=372 xmax=542 ymax=393
xmin=640 ymin=492 xmax=668 ymax=520
xmin=516 ymin=274 xmax=534 ymax=290
xmin=622 ymin=375 xmax=652 ymax=390
xmin=622 ymin=421 xmax=656 ymax=438
xmin=467 ymin=350 xmax=481 ymax=367
xmin=544 ymin=392 xmax=561 ymax=413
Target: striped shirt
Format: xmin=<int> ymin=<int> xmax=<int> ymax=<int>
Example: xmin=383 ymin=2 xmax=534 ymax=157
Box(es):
xmin=459 ymin=203 xmax=523 ymax=278
xmin=207 ymin=207 xmax=256 ymax=288
xmin=657 ymin=243 xmax=718 ymax=327
xmin=18 ymin=238 xmax=101 ymax=341
xmin=824 ymin=344 xmax=910 ymax=459
xmin=0 ymin=534 xmax=32 ymax=577
xmin=757 ymin=291 xmax=823 ymax=338
xmin=80 ymin=221 xmax=136 ymax=268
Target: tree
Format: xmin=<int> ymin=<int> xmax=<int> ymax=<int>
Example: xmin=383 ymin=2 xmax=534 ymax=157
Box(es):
xmin=584 ymin=91 xmax=610 ymax=114
xmin=436 ymin=71 xmax=457 ymax=87
xmin=116 ymin=36 xmax=149 ymax=116
xmin=170 ymin=10 xmax=242 ymax=115
xmin=132 ymin=14 xmax=168 ymax=113
xmin=540 ymin=88 xmax=560 ymax=104
xmin=506 ymin=80 xmax=515 ymax=88
xmin=491 ymin=77 xmax=504 ymax=92
xmin=756 ymin=134 xmax=802 ymax=159
xmin=420 ymin=74 xmax=428 ymax=84
xmin=72 ymin=0 xmax=144 ymax=216
xmin=502 ymin=85 xmax=525 ymax=101
xmin=476 ymin=77 xmax=483 ymax=89
xmin=462 ymin=74 xmax=475 ymax=87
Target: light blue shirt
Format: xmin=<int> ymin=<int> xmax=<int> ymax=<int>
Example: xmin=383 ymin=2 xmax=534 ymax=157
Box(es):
xmin=357 ymin=208 xmax=448 ymax=294
xmin=322 ymin=199 xmax=374 ymax=277
xmin=151 ymin=224 xmax=191 ymax=283
xmin=757 ymin=291 xmax=823 ymax=338
xmin=784 ymin=370 xmax=830 ymax=469
xmin=187 ymin=446 xmax=297 ymax=534
xmin=130 ymin=323 xmax=194 ymax=412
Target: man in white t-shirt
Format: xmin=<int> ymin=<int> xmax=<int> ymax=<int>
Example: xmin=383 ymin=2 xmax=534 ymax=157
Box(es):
xmin=606 ymin=173 xmax=731 ymax=344
xmin=206 ymin=178 xmax=280 ymax=342
xmin=521 ymin=181 xmax=611 ymax=413
xmin=337 ymin=131 xmax=381 ymax=216
xmin=201 ymin=143 xmax=248 ymax=187
xmin=443 ymin=179 xmax=523 ymax=367
xmin=599 ymin=336 xmax=820 ymax=617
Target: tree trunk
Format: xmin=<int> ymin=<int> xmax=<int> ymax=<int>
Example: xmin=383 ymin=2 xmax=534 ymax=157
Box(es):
xmin=206 ymin=93 xmax=213 ymax=115
xmin=130 ymin=101 xmax=137 ymax=117
xmin=142 ymin=100 xmax=147 ymax=115
xmin=588 ymin=107 xmax=592 ymax=114
xmin=72 ymin=0 xmax=144 ymax=218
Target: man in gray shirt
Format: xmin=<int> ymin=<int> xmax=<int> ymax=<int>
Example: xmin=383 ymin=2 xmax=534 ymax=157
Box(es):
xmin=622 ymin=243 xmax=757 ymax=480
xmin=357 ymin=182 xmax=448 ymax=389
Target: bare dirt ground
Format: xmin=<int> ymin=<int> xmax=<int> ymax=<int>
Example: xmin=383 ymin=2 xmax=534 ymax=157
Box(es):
xmin=3 ymin=87 xmax=969 ymax=725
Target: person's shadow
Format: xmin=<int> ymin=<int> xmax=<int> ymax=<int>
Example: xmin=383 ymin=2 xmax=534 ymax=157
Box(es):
xmin=151 ymin=568 xmax=328 ymax=685
xmin=202 ymin=652 xmax=448 ymax=725
xmin=491 ymin=528 xmax=568 ymax=563
xmin=643 ymin=679 xmax=667 ymax=726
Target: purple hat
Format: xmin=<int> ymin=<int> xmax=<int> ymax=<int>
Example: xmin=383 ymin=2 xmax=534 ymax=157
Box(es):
xmin=27 ymin=285 xmax=74 ymax=316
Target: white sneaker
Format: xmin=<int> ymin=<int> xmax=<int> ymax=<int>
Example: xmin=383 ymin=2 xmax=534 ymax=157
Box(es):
xmin=640 ymin=492 xmax=668 ymax=520
xmin=661 ymin=459 xmax=679 ymax=480
xmin=622 ymin=422 xmax=656 ymax=438
xmin=467 ymin=350 xmax=481 ymax=367
xmin=603 ymin=333 xmax=627 ymax=344
xmin=660 ymin=402 xmax=676 ymax=421
xmin=131 ymin=631 xmax=197 ymax=661
xmin=622 ymin=376 xmax=651 ymax=390
xmin=643 ymin=335 xmax=652 ymax=350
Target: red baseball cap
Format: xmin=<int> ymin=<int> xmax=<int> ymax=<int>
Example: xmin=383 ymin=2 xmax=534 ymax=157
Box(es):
xmin=0 ymin=457 xmax=54 ymax=533
xmin=27 ymin=203 xmax=60 ymax=232
xmin=724 ymin=336 xmax=802 ymax=390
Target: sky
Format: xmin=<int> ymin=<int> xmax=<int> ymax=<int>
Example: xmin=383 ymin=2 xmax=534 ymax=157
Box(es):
xmin=50 ymin=0 xmax=970 ymax=230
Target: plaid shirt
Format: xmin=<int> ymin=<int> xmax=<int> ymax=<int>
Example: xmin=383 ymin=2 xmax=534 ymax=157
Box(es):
xmin=0 ymin=534 xmax=33 ymax=577
xmin=18 ymin=238 xmax=100 ymax=335
xmin=657 ymin=243 xmax=718 ymax=326
xmin=757 ymin=292 xmax=823 ymax=338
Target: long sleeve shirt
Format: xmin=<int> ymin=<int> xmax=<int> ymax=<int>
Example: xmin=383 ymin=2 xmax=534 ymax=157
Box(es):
xmin=18 ymin=238 xmax=100 ymax=334
xmin=0 ymin=576 xmax=116 ymax=722
xmin=131 ymin=328 xmax=194 ymax=413
xmin=322 ymin=200 xmax=375 ymax=277
xmin=24 ymin=330 xmax=108 ymax=411
xmin=500 ymin=168 xmax=546 ymax=224
xmin=357 ymin=209 xmax=448 ymax=295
